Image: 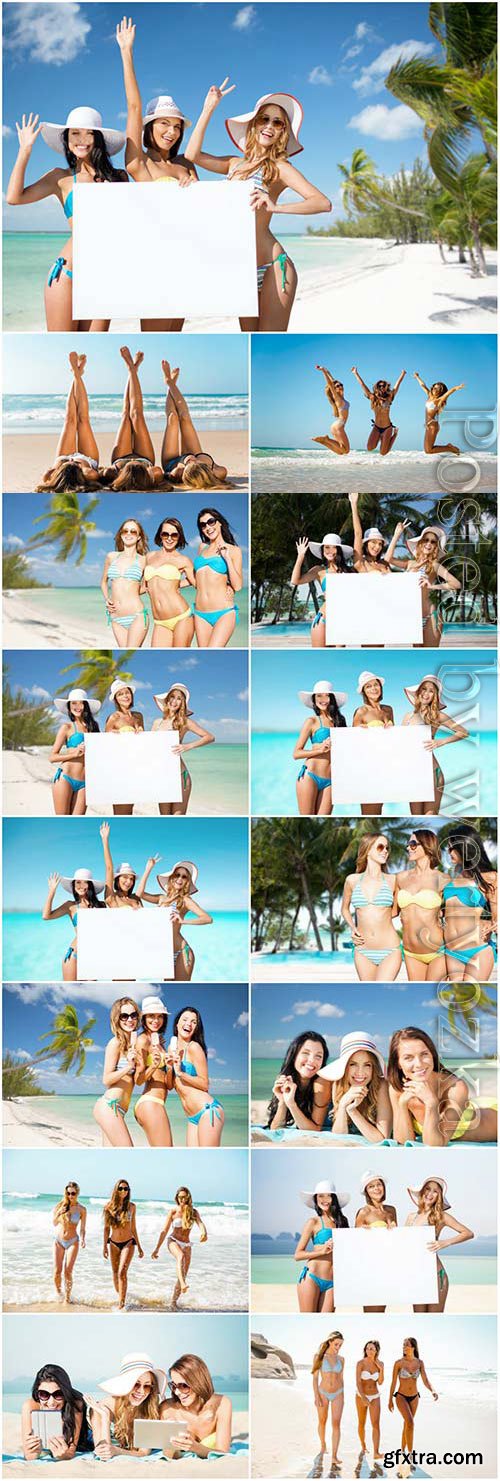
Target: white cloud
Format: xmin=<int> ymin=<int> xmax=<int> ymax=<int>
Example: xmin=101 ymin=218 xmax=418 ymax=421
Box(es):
xmin=234 ymin=1011 xmax=249 ymax=1028
xmin=22 ymin=684 xmax=51 ymax=700
xmin=4 ymin=533 xmax=24 ymax=548
xmin=131 ymin=680 xmax=152 ymax=691
xmin=353 ymin=40 xmax=434 ymax=96
xmin=11 ymin=1047 xmax=31 ymax=1061
xmin=237 ymin=689 xmax=249 ymax=702
xmin=343 ymin=45 xmax=362 ymax=61
xmin=348 ymin=103 xmax=422 ymax=140
xmin=4 ymin=2 xmax=91 ymax=65
xmin=233 ymin=4 xmax=256 ymax=30
xmin=87 ymin=528 xmax=113 ymax=539
xmin=281 ymin=1014 xmax=294 ymax=1022
xmin=3 ymin=125 xmax=13 ymax=137
xmin=308 ymin=66 xmax=333 ymax=86
xmin=421 ymin=997 xmax=441 ymax=1008
xmin=315 ymin=1003 xmax=346 ymax=1019
xmin=290 ymin=998 xmax=344 ymax=1019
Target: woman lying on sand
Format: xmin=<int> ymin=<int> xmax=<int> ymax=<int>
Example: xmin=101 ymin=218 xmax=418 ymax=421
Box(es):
xmin=101 ymin=347 xmax=165 ymax=490
xmin=89 ymin=1350 xmax=232 ymax=1459
xmin=36 ymin=353 xmax=102 ymax=491
xmin=160 ymin=360 xmax=233 ymax=488
xmin=388 ymin=1024 xmax=498 ymax=1144
xmin=351 ymin=365 xmax=406 ymax=456
xmin=22 ymin=1364 xmax=93 ymax=1462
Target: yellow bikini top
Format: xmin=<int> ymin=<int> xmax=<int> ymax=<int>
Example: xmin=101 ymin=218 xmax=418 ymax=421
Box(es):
xmin=369 ymin=1219 xmax=389 ymax=1228
xmin=366 ymin=720 xmax=387 ymax=728
xmin=398 ymin=889 xmax=442 ymax=910
xmin=144 ymin=563 xmax=181 ymax=583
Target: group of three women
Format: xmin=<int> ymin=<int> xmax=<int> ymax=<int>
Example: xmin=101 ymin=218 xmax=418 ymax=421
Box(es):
xmin=314 ymin=362 xmax=465 ymax=457
xmin=93 ymin=995 xmax=224 ymax=1149
xmin=53 ymin=1178 xmax=206 ymax=1310
xmin=311 ymin=1332 xmax=437 ymax=1474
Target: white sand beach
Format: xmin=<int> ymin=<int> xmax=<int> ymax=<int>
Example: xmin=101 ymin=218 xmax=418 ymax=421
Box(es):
xmin=3 ymin=1098 xmax=104 ymax=1148
xmin=250 ymin=1283 xmax=495 ymax=1316
xmin=2 ymin=748 xmax=241 ymax=818
xmin=2 ymin=1414 xmax=249 ymax=1479
xmin=250 ymin=624 xmax=496 ymax=649
xmin=251 ymin=953 xmax=497 ymax=984
xmin=3 ymin=591 xmax=108 ymax=649
xmin=251 ymin=449 xmax=497 ymax=495
xmin=289 ymin=241 xmax=497 ymax=334
xmin=3 ymin=429 xmax=248 ymax=493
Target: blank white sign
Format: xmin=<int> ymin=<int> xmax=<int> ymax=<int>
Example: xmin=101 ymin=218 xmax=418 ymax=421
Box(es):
xmin=333 ymin=1227 xmax=438 ymax=1306
xmin=84 ymin=732 xmax=182 ymax=807
xmin=73 ymin=181 xmax=258 ymax=318
xmin=331 ymin=723 xmax=434 ymax=804
xmin=325 ymin=572 xmax=423 ymax=646
xmin=77 ymin=908 xmax=174 ymax=980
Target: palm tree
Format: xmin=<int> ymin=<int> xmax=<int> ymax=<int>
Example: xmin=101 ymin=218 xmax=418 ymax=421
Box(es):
xmin=28 ymin=490 xmax=101 ymax=566
xmin=57 ymin=650 xmax=133 ymax=703
xmin=339 ymin=149 xmax=427 ymax=221
xmin=3 ymin=663 xmax=55 ymax=749
xmin=430 ymin=153 xmax=496 ymax=274
xmin=3 ymin=548 xmax=46 ymax=589
xmin=35 ymin=1003 xmax=97 ymax=1077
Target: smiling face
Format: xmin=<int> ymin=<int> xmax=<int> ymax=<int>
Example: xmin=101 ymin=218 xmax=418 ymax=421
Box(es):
xmin=294 ymin=1038 xmax=325 ymax=1080
xmin=254 ymin=104 xmax=288 ymax=150
xmin=117 ymin=1180 xmax=130 ymax=1201
xmin=419 ymin=532 xmax=440 ymax=558
xmin=347 ymin=1050 xmax=374 ymax=1089
xmin=67 ymin=127 xmax=94 ymax=160
xmin=329 ymin=1336 xmax=343 ymax=1356
xmin=168 ymin=1368 xmax=195 ymax=1409
xmin=315 ymin=690 xmax=331 ymax=713
xmin=398 ymin=1036 xmax=434 ymax=1083
xmin=151 ymin=115 xmax=182 ymax=152
xmin=199 ymin=513 xmax=220 ymax=540
xmin=417 ymin=681 xmax=438 ymax=707
xmin=177 ymin=1010 xmax=198 ymax=1040
xmin=368 ymin=835 xmax=390 ymax=865
xmin=167 ymin=689 xmax=184 ymax=713
xmin=172 ymin=867 xmax=192 ymax=890
xmin=363 ymin=678 xmax=383 ymax=704
xmin=365 ymin=1177 xmax=385 ymax=1204
xmin=366 ymin=538 xmax=384 ymax=559
xmin=422 ymin=1180 xmax=440 ymax=1207
xmin=130 ymin=1374 xmax=154 ymax=1408
xmin=160 ymin=523 xmax=180 ymax=548
xmin=119 ymin=1002 xmax=139 ymax=1034
xmin=322 ymin=541 xmax=339 ymax=563
xmin=365 ymin=1342 xmax=377 ymax=1360
xmin=74 ymin=879 xmax=90 ymax=900
xmin=407 ymin=833 xmax=424 ymax=861
xmin=145 ymin=1012 xmax=164 ymax=1034
xmin=316 ymin=1191 xmax=333 ymax=1213
xmin=115 ymin=687 xmax=134 ymax=711
xmin=37 ymin=1382 xmax=65 ymax=1411
xmin=69 ymin=699 xmax=85 ymax=719
xmin=119 ymin=521 xmax=141 ymax=548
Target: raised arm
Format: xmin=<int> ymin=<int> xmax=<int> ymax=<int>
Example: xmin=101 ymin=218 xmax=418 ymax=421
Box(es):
xmin=351 ymin=366 xmax=371 ymax=397
xmin=115 ymin=17 xmax=145 ymax=176
xmin=384 ymin=520 xmax=409 ymax=565
xmin=42 ymin=874 xmax=70 ymax=921
xmin=290 ymin=537 xmax=320 ymax=587
xmin=100 ymin=821 xmax=115 ymax=901
xmin=413 ymin=371 xmax=430 ymax=395
xmin=6 ymin=114 xmax=60 ymax=204
xmin=135 ymin=853 xmax=161 ymax=899
xmin=438 ymin=383 xmax=465 ymax=408
xmin=391 ymin=370 xmax=406 ymax=398
xmin=183 ymin=80 xmax=236 ymax=172
xmin=348 ymin=491 xmax=364 ymax=563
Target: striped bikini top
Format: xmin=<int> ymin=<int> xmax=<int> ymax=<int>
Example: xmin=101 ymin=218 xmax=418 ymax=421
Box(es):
xmin=351 ymin=873 xmax=393 ymax=908
xmin=108 ymin=555 xmax=142 ymax=582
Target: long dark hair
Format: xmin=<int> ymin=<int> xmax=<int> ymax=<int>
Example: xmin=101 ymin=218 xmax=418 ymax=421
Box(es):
xmin=387 ymin=1026 xmax=446 ymax=1091
xmin=32 ymin=1365 xmax=92 ymax=1452
xmin=71 ymin=880 xmax=105 ymax=909
xmin=266 ymin=1031 xmax=329 ymax=1127
xmin=67 ymin=701 xmax=99 ymax=735
xmin=313 ymin=696 xmax=346 ymax=730
xmin=197 ymin=508 xmax=237 ymax=546
xmin=63 ymin=129 xmax=126 ymax=182
xmin=173 ymin=1005 xmax=208 ymax=1056
xmin=445 ymin=823 xmax=496 ymax=898
xmin=154 ymin=516 xmax=186 ymax=549
xmin=322 ymin=544 xmax=350 ymax=573
xmin=143 ymin=119 xmax=184 ymax=158
xmin=312 ymin=1193 xmax=349 ymax=1229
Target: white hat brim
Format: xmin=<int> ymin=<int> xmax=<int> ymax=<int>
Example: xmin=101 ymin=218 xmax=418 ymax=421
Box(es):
xmin=157 ymin=861 xmax=198 ymax=895
xmin=357 ymin=673 xmax=385 ymax=694
xmin=362 ymin=530 xmax=387 ymax=547
xmin=407 ymin=527 xmax=446 ymax=558
xmin=300 ymin=1189 xmax=350 ymax=1210
xmin=319 ymin=1045 xmax=386 ymax=1082
xmin=60 ymin=875 xmax=105 ymax=895
xmin=308 ymin=539 xmax=353 ymax=561
xmin=41 ymin=121 xmax=125 ymax=156
xmin=299 ymin=690 xmax=347 ymax=710
xmin=225 ymin=92 xmax=304 ymax=158
xmin=100 ymin=1364 xmax=167 ymax=1399
xmin=154 ymin=688 xmax=192 ymax=714
xmin=54 ymin=695 xmax=101 ymax=716
xmin=408 ymin=1182 xmax=450 ymax=1211
xmin=404 ymin=679 xmax=445 ymax=708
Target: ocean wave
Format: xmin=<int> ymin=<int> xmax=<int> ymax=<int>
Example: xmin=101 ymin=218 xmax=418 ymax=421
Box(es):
xmin=4 ymin=395 xmax=247 ymax=428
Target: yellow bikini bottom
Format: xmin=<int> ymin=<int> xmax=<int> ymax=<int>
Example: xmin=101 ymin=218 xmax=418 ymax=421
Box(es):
xmin=405 ymin=949 xmax=443 ymax=964
xmin=412 ymin=1099 xmax=497 ymax=1140
xmin=154 ymin=611 xmax=191 ymax=631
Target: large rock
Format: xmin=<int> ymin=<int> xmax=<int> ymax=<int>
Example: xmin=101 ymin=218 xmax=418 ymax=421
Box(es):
xmin=251 ymin=1333 xmax=296 ymax=1380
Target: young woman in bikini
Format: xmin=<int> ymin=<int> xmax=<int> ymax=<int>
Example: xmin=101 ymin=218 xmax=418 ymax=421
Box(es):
xmin=414 ymin=371 xmax=465 ymax=455
xmin=151 ymin=1185 xmax=208 ymax=1302
xmin=50 ymin=687 xmax=101 ymax=816
xmin=349 ymin=490 xmax=408 ymax=576
xmin=166 ymin=1005 xmax=225 ymax=1147
xmin=405 ymin=1176 xmax=473 ymax=1313
xmin=295 ymin=1182 xmax=349 ymax=1313
xmin=311 ymin=1333 xmax=345 ymax=1466
xmin=93 ymin=997 xmax=141 ymax=1148
xmin=352 ymin=672 xmax=394 ymax=816
xmin=318 ymin=1031 xmax=392 ymax=1143
xmin=160 ymin=1355 xmax=233 ymax=1457
xmin=443 ymin=823 xmax=498 ymax=984
xmin=294 ymin=679 xmax=347 ymax=816
xmin=192 ymin=507 xmax=243 ymax=649
xmin=134 ymin=995 xmax=174 ymax=1148
xmin=105 ymin=681 xmax=145 ymax=817
xmin=389 ymin=1338 xmax=438 ymax=1474
xmin=22 ymin=1366 xmax=92 ymax=1464
xmin=356 ymin=1341 xmax=384 ymax=1462
xmin=100 ymin=821 xmax=159 ymax=910
xmin=52 ymin=1180 xmax=86 ymax=1303
xmin=351 ymin=366 xmax=406 ymax=455
xmin=185 ymin=81 xmax=331 ymax=331
xmin=36 ymin=354 xmax=102 ymax=492
xmin=139 ymin=863 xmax=212 ymax=981
xmin=313 ymin=365 xmax=350 ymax=455
xmin=103 ymin=1177 xmax=144 ymax=1308
xmin=356 ymin=1173 xmax=397 ymax=1312
xmin=388 ymin=1025 xmax=497 ymax=1145
xmin=395 ymin=829 xmax=448 ymax=983
xmin=402 ymin=525 xmax=461 ymax=647
xmin=161 ymin=361 xmax=232 ymax=488
xmin=290 ymin=533 xmax=354 ymax=648
xmin=101 ymin=518 xmax=149 ymax=650
xmin=42 ymin=867 xmax=105 ymax=981
xmin=101 ymin=348 xmax=164 ymax=491
xmin=141 ymin=516 xmax=195 ymax=650
xmin=342 ymin=834 xmax=401 ymax=983
xmin=402 ymin=676 xmax=469 ymax=815
xmin=151 ymin=683 xmax=214 ymax=815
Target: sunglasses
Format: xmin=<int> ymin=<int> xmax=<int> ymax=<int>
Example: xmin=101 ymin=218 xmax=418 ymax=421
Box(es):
xmin=200 ymin=517 xmax=217 ymax=530
xmin=169 ymin=1380 xmax=191 ymax=1396
xmin=161 ymin=529 xmax=179 ymax=539
xmin=408 ymin=839 xmax=419 ymax=849
xmin=38 ymin=1390 xmax=64 ymax=1403
xmin=118 ymin=1184 xmax=130 ymax=1192
xmin=66 ymin=1188 xmax=78 ymax=1196
xmin=122 ymin=526 xmax=139 ymax=534
xmin=120 ymin=1010 xmax=138 ymax=1021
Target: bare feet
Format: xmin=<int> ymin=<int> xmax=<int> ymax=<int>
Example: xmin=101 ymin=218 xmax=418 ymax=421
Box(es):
xmin=69 ymin=350 xmax=80 ymax=373
xmin=134 ymin=351 xmax=144 ymax=368
xmin=120 ymin=345 xmax=134 ymax=367
xmin=162 ymin=359 xmax=179 ymax=385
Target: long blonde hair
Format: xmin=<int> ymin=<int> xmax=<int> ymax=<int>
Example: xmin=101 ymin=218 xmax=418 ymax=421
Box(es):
xmin=110 ymin=997 xmax=139 ymax=1058
xmin=411 ymin=534 xmax=441 ymax=579
xmin=174 ymin=1186 xmax=195 ymax=1231
xmin=104 ymin=1179 xmax=131 ymax=1227
xmin=162 ymin=690 xmax=189 ymax=733
xmin=356 ymin=835 xmax=390 ymax=873
xmin=332 ymin=1056 xmax=382 ymax=1126
xmin=312 ymin=1334 xmax=343 ymax=1376
xmin=163 ymin=876 xmax=194 ymax=909
xmin=113 ymin=1379 xmax=160 ymax=1448
xmin=412 ymin=683 xmax=443 ymax=727
xmin=415 ymin=1181 xmax=445 ymax=1230
xmin=236 ymin=105 xmax=290 ymax=186
xmin=182 ymin=463 xmax=233 ymax=490
xmin=53 ymin=1182 xmax=80 ymax=1221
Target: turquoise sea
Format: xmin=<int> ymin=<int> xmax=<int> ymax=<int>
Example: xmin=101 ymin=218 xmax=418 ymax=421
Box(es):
xmin=4 ymin=1391 xmax=247 ymax=1414
xmin=6 ymin=1092 xmax=248 ymax=1147
xmin=5 ymin=583 xmax=249 ymax=649
xmin=251 ymin=1254 xmax=496 ymax=1286
xmin=3 ymin=909 xmax=248 ymax=982
xmin=4 ymin=391 xmax=247 ymax=434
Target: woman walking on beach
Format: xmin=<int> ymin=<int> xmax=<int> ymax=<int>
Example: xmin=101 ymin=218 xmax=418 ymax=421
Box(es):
xmin=351 ymin=366 xmax=406 ymax=456
xmin=356 ymin=1341 xmax=384 ymax=1463
xmin=105 ymin=681 xmax=144 ymax=817
xmin=353 ymin=672 xmax=394 ymax=816
xmin=342 ymin=834 xmax=401 ymax=982
xmin=101 ymin=518 xmax=149 ymax=650
xmin=152 ymin=684 xmax=215 ymax=815
xmin=103 ymin=1177 xmax=144 ymax=1309
xmin=161 ymin=361 xmax=233 ymax=488
xmin=290 ymin=533 xmax=354 ymax=648
xmin=295 ymin=1181 xmax=349 ymax=1313
xmin=414 ymin=371 xmax=465 ymax=456
xmin=294 ymin=679 xmax=347 ymax=817
xmin=134 ymin=994 xmax=174 ymax=1147
xmin=395 ymin=829 xmax=447 ymax=983
xmin=318 ymin=1031 xmax=392 ymax=1142
xmin=350 ymin=490 xmax=408 ymax=576
xmin=192 ymin=507 xmax=243 ymax=648
xmin=142 ymin=515 xmax=195 ymax=649
xmin=93 ymin=997 xmax=140 ymax=1147
xmin=403 ymin=526 xmax=461 ymax=647
xmin=52 ymin=1181 xmax=86 ymax=1304
xmin=402 ymin=676 xmax=468 ymax=815
xmin=36 ymin=353 xmax=102 ymax=492
xmin=405 ymin=1177 xmax=473 ymax=1313
xmin=50 ymin=687 xmax=101 ymax=816
xmin=22 ymin=1365 xmax=92 ymax=1463
xmin=443 ymin=824 xmax=497 ymax=983
xmin=389 ymin=1338 xmax=438 ymax=1473
xmin=167 ymin=1005 xmax=225 ymax=1147
xmin=185 ymin=82 xmax=331 ymax=332
xmin=42 ymin=866 xmax=105 ymax=981
xmin=140 ymin=862 xmax=212 ymax=981
xmin=311 ymin=1332 xmax=345 ymax=1466
xmin=388 ymin=1025 xmax=498 ymax=1144
xmin=265 ymin=1031 xmax=331 ymax=1134
xmin=151 ymin=1185 xmax=208 ymax=1303
xmin=102 ymin=347 xmax=164 ymax=490
xmin=313 ymin=366 xmax=350 ymax=455
xmin=7 ymin=107 xmax=126 ymax=332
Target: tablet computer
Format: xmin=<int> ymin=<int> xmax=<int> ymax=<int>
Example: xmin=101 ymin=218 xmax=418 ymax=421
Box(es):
xmin=31 ymin=1412 xmax=63 ymax=1446
xmin=134 ymin=1418 xmax=186 ymax=1448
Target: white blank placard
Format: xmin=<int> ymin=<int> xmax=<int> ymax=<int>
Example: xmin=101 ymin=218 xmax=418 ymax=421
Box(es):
xmin=325 ymin=572 xmax=423 ymax=646
xmin=73 ymin=181 xmax=258 ymax=318
xmin=84 ymin=732 xmax=182 ymax=807
xmin=331 ymin=724 xmax=434 ymax=804
xmin=333 ymin=1227 xmax=438 ymax=1306
xmin=77 ymin=908 xmax=174 ymax=981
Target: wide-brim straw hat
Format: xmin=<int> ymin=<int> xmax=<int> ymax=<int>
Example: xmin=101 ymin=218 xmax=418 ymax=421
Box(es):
xmin=109 ymin=679 xmax=136 ymax=703
xmin=54 ymin=688 xmax=101 ymax=716
xmin=41 ymin=106 xmax=125 ymax=156
xmin=360 ymin=1170 xmax=388 ymax=1195
xmin=406 ymin=526 xmax=446 ymax=557
xmin=143 ymin=94 xmax=192 ymax=128
xmin=404 ymin=675 xmax=445 ymax=708
xmin=226 ymin=91 xmax=304 ymax=157
xmin=154 ymin=684 xmax=192 ymax=714
xmin=157 ymin=860 xmax=198 ymax=895
xmin=300 ymin=1180 xmax=350 ymax=1210
xmin=299 ymin=680 xmax=347 ymax=710
xmin=319 ymin=1032 xmax=385 ymax=1083
xmin=362 ymin=527 xmax=387 ymax=546
xmin=357 ymin=670 xmax=385 ymax=694
xmin=100 ymin=1352 xmax=167 ymax=1400
xmin=60 ymin=867 xmax=105 ymax=894
xmin=408 ymin=1178 xmax=450 ymax=1211
xmin=141 ymin=995 xmax=168 ymax=1017
xmin=308 ymin=533 xmax=353 ymax=561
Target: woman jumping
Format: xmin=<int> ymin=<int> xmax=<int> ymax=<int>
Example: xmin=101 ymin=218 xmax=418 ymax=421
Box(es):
xmin=351 ymin=365 xmax=406 ymax=455
xmin=414 ymin=371 xmax=465 ymax=456
xmin=313 ymin=365 xmax=350 ymax=455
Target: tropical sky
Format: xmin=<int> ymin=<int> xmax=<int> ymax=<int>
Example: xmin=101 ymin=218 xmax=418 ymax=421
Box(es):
xmin=3 ymin=491 xmax=248 ymax=587
xmin=4 ymin=1145 xmax=248 ymax=1201
xmin=5 ymin=646 xmax=249 ymax=741
xmin=250 ymin=1312 xmax=497 ymax=1373
xmin=3 ymin=1311 xmax=249 ymax=1387
xmin=2 ymin=815 xmax=249 ymax=910
xmin=251 ymin=333 xmax=498 ymax=451
xmin=4 ymin=981 xmax=249 ymax=1095
xmin=251 ymin=981 xmax=498 ymax=1061
xmin=3 ymin=330 xmax=248 ymax=395
xmin=3 ymin=2 xmax=443 ymax=231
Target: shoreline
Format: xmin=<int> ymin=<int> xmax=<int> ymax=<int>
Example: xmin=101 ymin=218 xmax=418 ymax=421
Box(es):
xmin=2 ymin=589 xmax=248 ymax=651
xmin=3 ymin=747 xmax=246 ymax=818
xmin=250 ymin=1281 xmax=495 ymax=1315
xmin=3 ymin=429 xmax=248 ymax=493
xmin=251 ymin=450 xmax=497 ymax=495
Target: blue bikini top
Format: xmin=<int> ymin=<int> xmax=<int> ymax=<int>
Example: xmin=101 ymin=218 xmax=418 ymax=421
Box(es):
xmin=322 ymin=1355 xmax=342 ymax=1373
xmin=66 ymin=726 xmax=85 ymax=748
xmin=312 ymin=1217 xmax=332 ymax=1246
xmin=320 ymin=577 xmax=327 ymax=592
xmin=63 ymin=174 xmax=76 ymax=219
xmin=443 ymin=883 xmax=487 ymax=909
xmin=310 ymin=726 xmax=330 ymax=744
xmin=193 ymin=551 xmax=228 ymax=576
xmin=179 ymin=1055 xmax=197 ymax=1077
xmin=352 ymin=873 xmax=393 ymax=909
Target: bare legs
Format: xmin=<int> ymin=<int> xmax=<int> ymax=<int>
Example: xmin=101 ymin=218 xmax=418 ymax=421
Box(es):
xmin=111 ymin=348 xmax=156 ymax=463
xmin=53 ymin=1239 xmax=79 ymax=1303
xmin=109 ymin=1240 xmax=135 ymax=1308
xmin=240 ymin=250 xmax=297 ymax=333
xmin=354 ymin=948 xmax=402 ymax=982
xmin=54 ymin=354 xmax=99 ymax=464
xmin=160 ymin=361 xmax=203 ymax=467
xmin=167 ymin=1239 xmax=191 ymax=1294
xmin=134 ymin=1097 xmax=173 ymax=1147
xmin=425 ymin=420 xmax=459 ymax=456
xmin=92 ymin=1098 xmax=134 ymax=1148
xmin=367 ymin=424 xmax=398 ymax=456
xmin=395 ymin=1393 xmax=418 ymax=1457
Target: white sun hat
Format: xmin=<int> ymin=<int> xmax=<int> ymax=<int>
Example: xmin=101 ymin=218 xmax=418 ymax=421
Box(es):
xmin=100 ymin=1352 xmax=167 ymax=1401
xmin=60 ymin=866 xmax=105 ymax=894
xmin=357 ymin=670 xmax=385 ymax=693
xmin=298 ymin=679 xmax=347 ymax=710
xmin=362 ymin=526 xmax=387 ymax=546
xmin=153 ymin=684 xmax=192 ymax=713
xmin=143 ymin=95 xmax=192 ymax=128
xmin=408 ymin=1177 xmax=450 ymax=1211
xmin=403 ymin=675 xmax=445 ymax=708
xmin=319 ymin=1031 xmax=385 ymax=1083
xmin=54 ymin=688 xmax=101 ymax=717
xmin=308 ymin=532 xmax=353 ymax=560
xmin=141 ymin=995 xmax=168 ymax=1017
xmin=360 ymin=1170 xmax=388 ymax=1195
xmin=406 ymin=525 xmax=446 ymax=557
xmin=157 ymin=861 xmax=198 ymax=895
xmin=41 ymin=106 xmax=125 ymax=157
xmin=226 ymin=91 xmax=304 ymax=157
xmin=300 ymin=1180 xmax=350 ymax=1211
xmin=109 ymin=679 xmax=136 ymax=703
xmin=114 ymin=861 xmax=136 ymax=879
